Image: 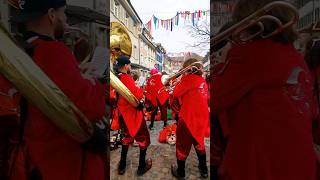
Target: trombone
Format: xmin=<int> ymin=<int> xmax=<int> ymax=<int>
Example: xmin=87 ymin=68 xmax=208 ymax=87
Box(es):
xmin=211 ymin=1 xmax=299 ymax=47
xmin=158 ymin=62 xmax=203 ymax=94
xmin=210 ymin=1 xmax=299 ymax=76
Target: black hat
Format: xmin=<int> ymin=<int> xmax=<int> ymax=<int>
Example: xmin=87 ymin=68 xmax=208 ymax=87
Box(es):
xmin=11 ymin=0 xmax=67 ymax=23
xmin=116 ymin=56 xmax=131 ymax=67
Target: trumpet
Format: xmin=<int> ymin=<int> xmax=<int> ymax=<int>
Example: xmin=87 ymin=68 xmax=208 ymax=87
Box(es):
xmin=211 ymin=1 xmax=299 ymax=47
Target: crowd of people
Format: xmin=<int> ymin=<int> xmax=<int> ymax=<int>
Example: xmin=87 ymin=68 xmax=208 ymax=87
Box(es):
xmin=110 ymin=56 xmax=210 ymax=178
xmin=1 ymin=0 xmax=320 ymax=179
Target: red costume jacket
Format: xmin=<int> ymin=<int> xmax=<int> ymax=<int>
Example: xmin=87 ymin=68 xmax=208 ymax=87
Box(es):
xmin=213 ymin=39 xmax=317 ymax=180
xmin=14 ymin=38 xmax=106 ymax=180
xmin=173 ymin=74 xmax=209 ymax=147
xmin=117 ymin=73 xmax=144 ymax=137
xmin=310 ymin=66 xmax=320 ymax=144
xmin=145 ymin=73 xmax=169 ymax=106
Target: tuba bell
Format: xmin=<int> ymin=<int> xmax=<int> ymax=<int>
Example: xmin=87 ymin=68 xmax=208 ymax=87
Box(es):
xmin=110 ymin=22 xmax=139 ymax=107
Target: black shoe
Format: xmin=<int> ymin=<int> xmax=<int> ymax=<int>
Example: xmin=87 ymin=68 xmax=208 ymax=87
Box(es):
xmin=196 ymin=151 xmax=208 ymax=178
xmin=137 ymin=158 xmax=152 ymax=176
xmin=171 ymin=163 xmax=185 ymax=180
xmin=198 ymin=165 xmax=208 ymax=178
xmin=163 ymin=121 xmax=167 ymax=127
xmin=118 ymin=161 xmax=126 ymax=175
xmin=118 ymin=145 xmax=128 ymax=175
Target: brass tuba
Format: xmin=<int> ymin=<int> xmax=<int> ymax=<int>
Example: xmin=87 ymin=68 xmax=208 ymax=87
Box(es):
xmin=110 ymin=22 xmax=139 ymax=107
xmin=0 ymin=23 xmax=93 ymax=142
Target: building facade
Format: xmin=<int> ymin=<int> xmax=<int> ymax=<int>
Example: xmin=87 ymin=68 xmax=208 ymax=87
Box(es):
xmin=296 ymin=0 xmax=320 ymax=30
xmin=66 ymin=0 xmax=108 ymax=48
xmin=110 ymin=0 xmax=142 ymax=66
xmin=139 ymin=27 xmax=156 ymax=72
xmin=155 ymin=43 xmax=166 ymax=72
xmin=163 ymin=54 xmax=173 ymax=74
xmin=168 ymin=52 xmax=203 ymax=73
xmin=202 ymin=52 xmax=210 ymax=72
xmin=0 ymin=0 xmax=108 ymax=49
xmin=211 ymin=0 xmax=235 ymax=35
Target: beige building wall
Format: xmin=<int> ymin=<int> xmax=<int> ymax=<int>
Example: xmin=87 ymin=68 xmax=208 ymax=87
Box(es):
xmin=139 ymin=28 xmax=156 ymax=70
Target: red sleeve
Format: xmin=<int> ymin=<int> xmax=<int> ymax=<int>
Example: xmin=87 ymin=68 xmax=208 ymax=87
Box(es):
xmin=33 ymin=42 xmax=106 ymax=122
xmin=145 ymin=78 xmax=151 ymax=94
xmin=121 ymin=74 xmax=144 ymax=100
xmin=172 ymin=76 xmax=190 ymax=98
xmin=212 ymin=47 xmax=254 ymax=113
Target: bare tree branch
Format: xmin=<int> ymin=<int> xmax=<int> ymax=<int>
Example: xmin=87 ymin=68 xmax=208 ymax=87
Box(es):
xmin=185 ymin=21 xmax=210 ymax=52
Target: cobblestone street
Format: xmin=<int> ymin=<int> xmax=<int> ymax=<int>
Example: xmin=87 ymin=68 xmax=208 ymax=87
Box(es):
xmin=110 ymin=120 xmax=210 ymax=180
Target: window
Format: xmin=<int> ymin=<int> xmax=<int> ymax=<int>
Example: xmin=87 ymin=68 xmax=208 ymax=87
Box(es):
xmin=114 ymin=5 xmax=119 ymax=17
xmin=119 ymin=6 xmax=123 ymax=20
xmin=111 ymin=0 xmax=114 ymax=12
xmin=125 ymin=13 xmax=129 ymax=27
xmin=114 ymin=0 xmax=120 ymax=17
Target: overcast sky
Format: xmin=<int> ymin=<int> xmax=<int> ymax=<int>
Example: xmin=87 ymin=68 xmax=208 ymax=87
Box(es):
xmin=131 ymin=0 xmax=210 ymax=56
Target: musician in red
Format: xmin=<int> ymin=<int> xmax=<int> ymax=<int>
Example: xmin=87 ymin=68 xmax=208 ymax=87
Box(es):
xmin=304 ymin=35 xmax=320 ymax=178
xmin=116 ymin=56 xmax=152 ymax=176
xmin=171 ymin=58 xmax=209 ymax=179
xmin=145 ymin=68 xmax=170 ymax=129
xmin=210 ymin=21 xmax=234 ymax=179
xmin=213 ymin=0 xmax=318 ymax=179
xmin=9 ymin=0 xmax=107 ymax=179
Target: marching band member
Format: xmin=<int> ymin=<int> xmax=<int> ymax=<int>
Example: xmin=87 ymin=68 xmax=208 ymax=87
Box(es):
xmin=8 ymin=0 xmax=107 ymax=179
xmin=145 ymin=68 xmax=170 ymax=129
xmin=304 ymin=32 xmax=320 ymax=178
xmin=213 ymin=0 xmax=317 ymax=179
xmin=210 ymin=21 xmax=234 ymax=179
xmin=171 ymin=58 xmax=209 ymax=179
xmin=116 ymin=56 xmax=152 ymax=176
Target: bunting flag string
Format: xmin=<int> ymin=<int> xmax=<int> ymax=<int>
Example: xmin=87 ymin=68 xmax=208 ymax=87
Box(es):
xmin=144 ymin=9 xmax=210 ymax=34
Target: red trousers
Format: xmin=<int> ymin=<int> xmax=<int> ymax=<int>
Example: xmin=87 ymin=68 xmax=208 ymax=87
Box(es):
xmin=119 ymin=116 xmax=150 ymax=150
xmin=151 ymin=99 xmax=168 ymax=122
xmin=176 ymin=120 xmax=206 ymax=160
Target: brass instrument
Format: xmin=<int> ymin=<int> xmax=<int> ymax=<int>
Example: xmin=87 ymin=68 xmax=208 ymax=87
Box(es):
xmin=211 ymin=1 xmax=299 ymax=47
xmin=161 ymin=62 xmax=203 ymax=86
xmin=211 ymin=1 xmax=299 ymax=77
xmin=64 ymin=25 xmax=92 ymax=65
xmin=110 ymin=22 xmax=139 ymax=107
xmin=158 ymin=62 xmax=203 ymax=94
xmin=0 ymin=23 xmax=93 ymax=142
